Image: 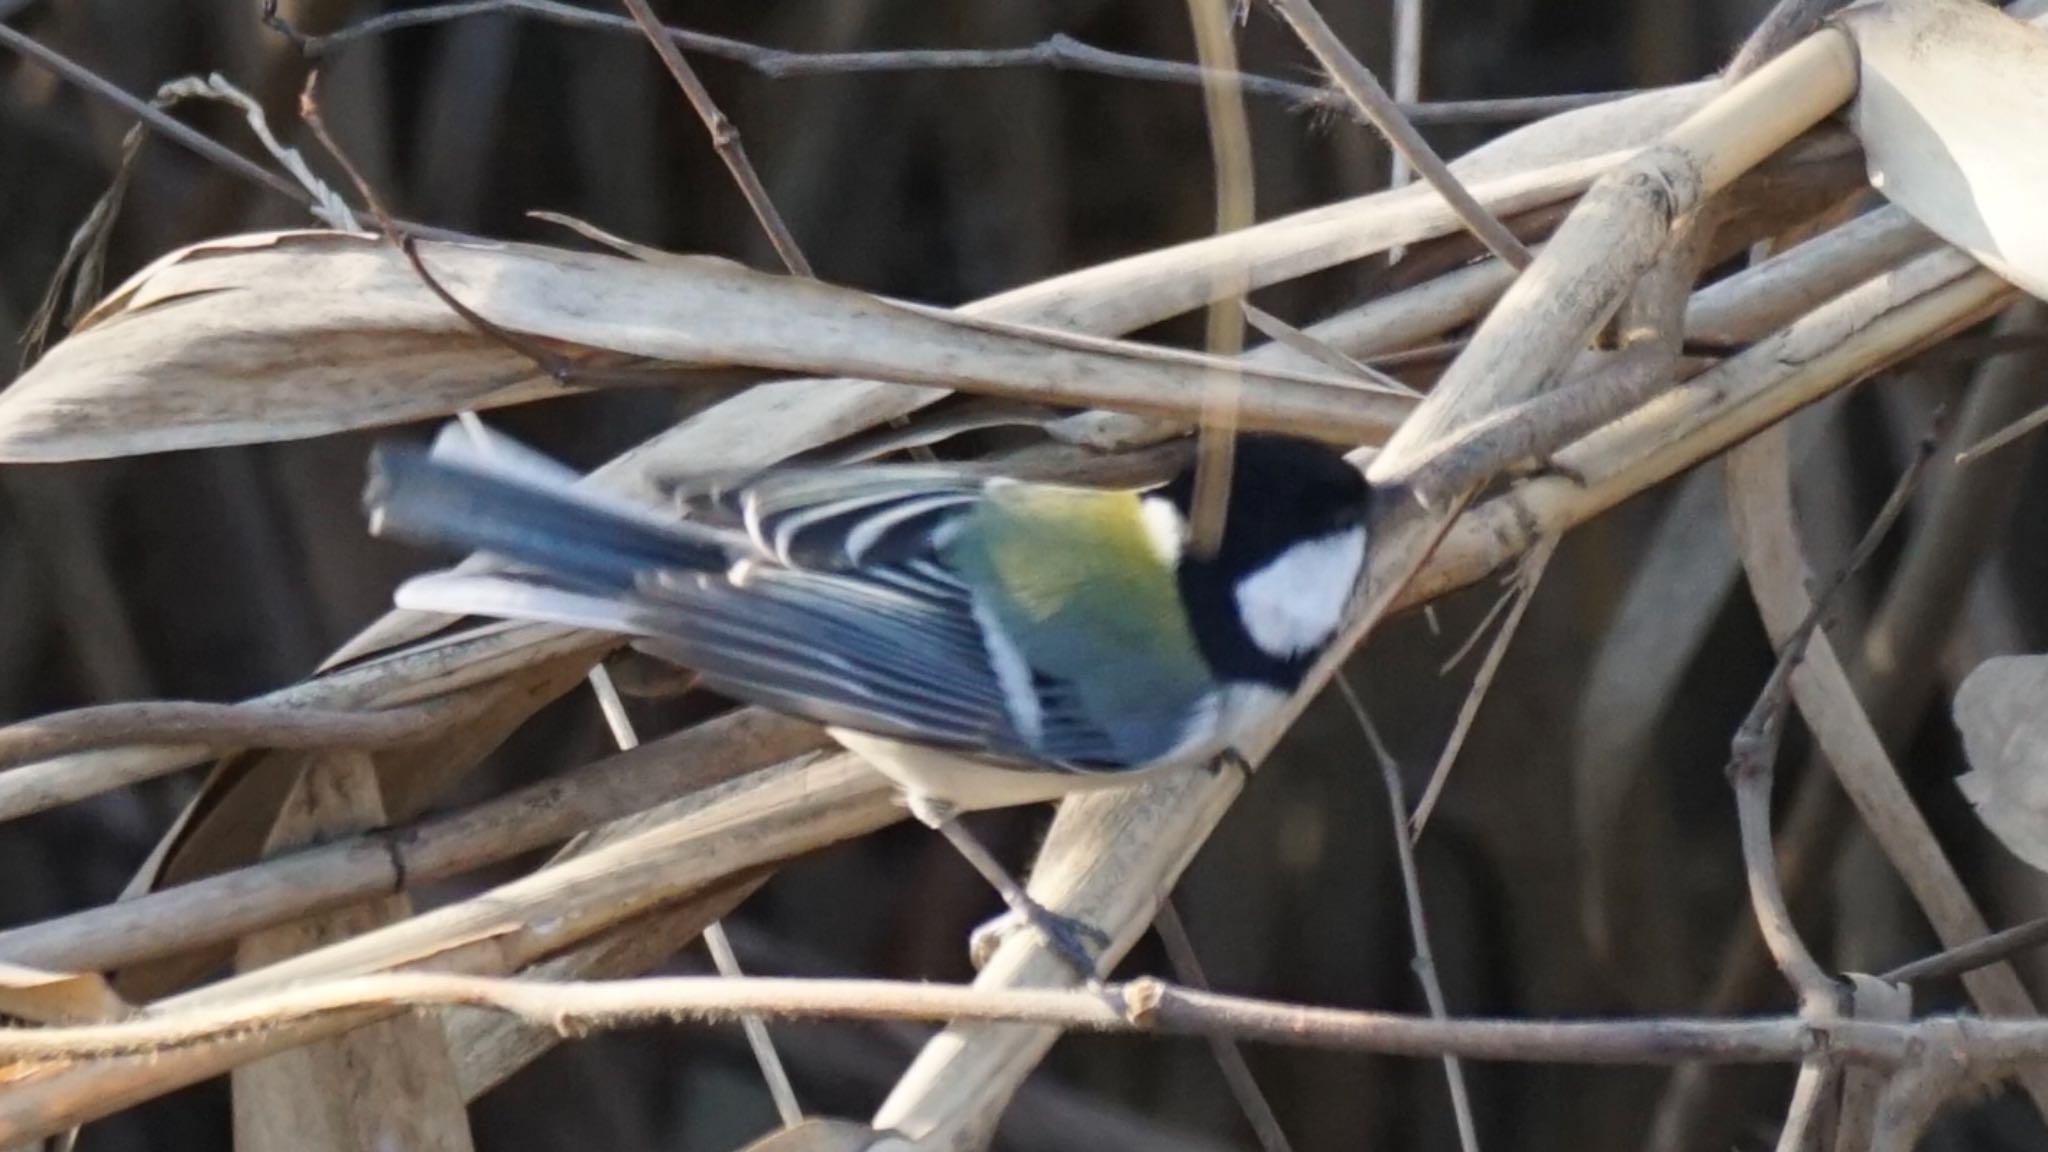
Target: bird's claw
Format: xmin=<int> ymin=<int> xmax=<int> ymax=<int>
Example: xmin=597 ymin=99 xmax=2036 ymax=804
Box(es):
xmin=1510 ymin=454 xmax=1589 ymax=488
xmin=969 ymin=898 xmax=1110 ymax=980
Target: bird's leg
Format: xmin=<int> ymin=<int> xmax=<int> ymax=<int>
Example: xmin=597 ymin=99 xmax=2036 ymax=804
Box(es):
xmin=908 ymin=794 xmax=1107 ymax=982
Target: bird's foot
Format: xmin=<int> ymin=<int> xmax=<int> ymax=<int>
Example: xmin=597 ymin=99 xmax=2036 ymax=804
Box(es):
xmin=1213 ymin=746 xmax=1255 ymax=777
xmin=1509 ymin=453 xmax=1589 ymax=488
xmin=969 ymin=898 xmax=1111 ymax=981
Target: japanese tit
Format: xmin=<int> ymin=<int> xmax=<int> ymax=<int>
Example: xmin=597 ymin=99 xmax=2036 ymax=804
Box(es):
xmin=364 ymin=422 xmax=1373 ymax=971
xmin=367 ymin=421 xmax=1372 ymax=804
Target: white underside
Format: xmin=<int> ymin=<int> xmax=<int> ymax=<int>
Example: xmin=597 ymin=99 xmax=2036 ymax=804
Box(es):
xmin=829 ymin=680 xmax=1291 ymax=815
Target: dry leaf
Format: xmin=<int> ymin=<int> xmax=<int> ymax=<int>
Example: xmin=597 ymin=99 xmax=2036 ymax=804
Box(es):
xmin=0 ymin=231 xmax=1401 ymax=462
xmin=0 ymin=962 xmax=129 ymax=1025
xmin=1839 ymin=0 xmax=2048 ymax=299
xmin=1954 ymin=654 xmax=2048 ymax=872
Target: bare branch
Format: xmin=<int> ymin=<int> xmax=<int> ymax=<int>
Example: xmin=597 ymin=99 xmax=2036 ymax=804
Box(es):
xmin=1259 ymin=0 xmax=1533 ymax=269
xmin=581 ymin=664 xmax=803 ymax=1130
xmin=1883 ymin=915 xmax=2048 ymax=986
xmin=1340 ymin=675 xmax=1484 ymax=1152
xmin=1410 ymin=535 xmax=1558 ymax=836
xmin=1153 ymin=904 xmax=1296 ymax=1152
xmin=1726 ymin=429 xmax=1937 ymax=1010
xmin=617 ymin=0 xmax=812 ymax=277
xmin=0 ymin=23 xmax=308 ymax=208
xmin=259 ymin=0 xmax=1636 ymax=127
xmin=0 ymin=973 xmax=1944 ymax=1067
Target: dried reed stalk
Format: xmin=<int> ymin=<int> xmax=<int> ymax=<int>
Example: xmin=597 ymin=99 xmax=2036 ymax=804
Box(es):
xmin=1 ymin=10 xmax=2035 ymax=1145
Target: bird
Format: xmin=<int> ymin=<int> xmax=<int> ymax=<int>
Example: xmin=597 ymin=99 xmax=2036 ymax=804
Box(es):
xmin=363 ymin=421 xmax=1375 ymax=976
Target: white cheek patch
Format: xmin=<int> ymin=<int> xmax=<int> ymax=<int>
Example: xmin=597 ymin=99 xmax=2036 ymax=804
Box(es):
xmin=1233 ymin=527 xmax=1367 ymax=659
xmin=1138 ymin=495 xmax=1186 ymax=565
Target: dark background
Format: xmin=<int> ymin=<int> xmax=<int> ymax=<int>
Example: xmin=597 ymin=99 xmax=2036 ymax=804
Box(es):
xmin=6 ymin=1 xmax=2047 ymax=1150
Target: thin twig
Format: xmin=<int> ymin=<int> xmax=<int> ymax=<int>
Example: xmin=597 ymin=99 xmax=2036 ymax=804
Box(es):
xmin=299 ymin=74 xmax=665 ymax=391
xmin=1726 ymin=427 xmax=1937 ymax=1006
xmin=302 ymin=74 xmax=567 ymax=383
xmin=1339 ymin=673 xmax=1484 ymax=1152
xmin=260 ymin=0 xmax=1636 ymax=126
xmin=1410 ymin=534 xmax=1558 ymax=837
xmin=1153 ymin=903 xmax=1296 ymax=1152
xmin=617 ymin=0 xmax=811 ymax=277
xmin=1652 ymin=303 xmax=2048 ymax=1151
xmin=583 ymin=664 xmax=804 ymax=1129
xmin=0 ymin=23 xmax=311 ymax=209
xmin=1728 ymin=744 xmax=1836 ymax=1009
xmin=1955 ymin=403 xmax=2048 ymax=465
xmin=1166 ymin=53 xmax=1273 ymax=1119
xmin=0 ymin=972 xmax=1978 ymax=1067
xmin=1242 ymin=301 xmax=1423 ymax=397
xmin=0 ymin=21 xmax=466 ymax=242
xmin=1387 ymin=0 xmax=1424 ymax=192
xmin=1882 ymin=915 xmax=2048 ymax=986
xmin=0 ymin=698 xmax=484 ymax=773
xmin=1436 ymin=577 xmax=1515 ymax=676
xmin=1260 ymin=0 xmax=1532 ymax=269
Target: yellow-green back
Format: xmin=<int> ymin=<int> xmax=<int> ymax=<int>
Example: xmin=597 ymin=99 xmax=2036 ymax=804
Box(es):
xmin=941 ymin=485 xmax=1209 ymax=763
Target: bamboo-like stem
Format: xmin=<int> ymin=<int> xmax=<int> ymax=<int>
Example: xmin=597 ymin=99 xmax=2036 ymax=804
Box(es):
xmin=1184 ymin=0 xmax=1255 ymax=555
xmin=0 ymin=628 xmax=609 ymax=824
xmin=0 ymin=696 xmax=488 ymax=774
xmin=1867 ymin=1031 xmax=1969 ymax=1152
xmin=1777 ymin=1060 xmax=1837 ymax=1152
xmin=1368 ymin=28 xmax=1860 ymax=485
xmin=0 ymin=708 xmax=789 ymax=967
xmin=0 ymin=754 xmax=900 ymax=1144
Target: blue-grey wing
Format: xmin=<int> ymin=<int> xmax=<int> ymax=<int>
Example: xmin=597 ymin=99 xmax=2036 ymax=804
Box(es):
xmin=393 ymin=564 xmax=1133 ymax=769
xmin=371 ymin=422 xmax=1145 ymax=768
xmin=634 ymin=566 xmax=1152 ymax=768
xmin=676 ymin=466 xmax=991 ymax=587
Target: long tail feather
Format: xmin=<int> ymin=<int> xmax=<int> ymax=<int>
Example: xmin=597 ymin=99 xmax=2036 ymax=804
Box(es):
xmin=364 ymin=430 xmax=733 ymax=590
xmin=393 ymin=571 xmax=651 ymax=634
